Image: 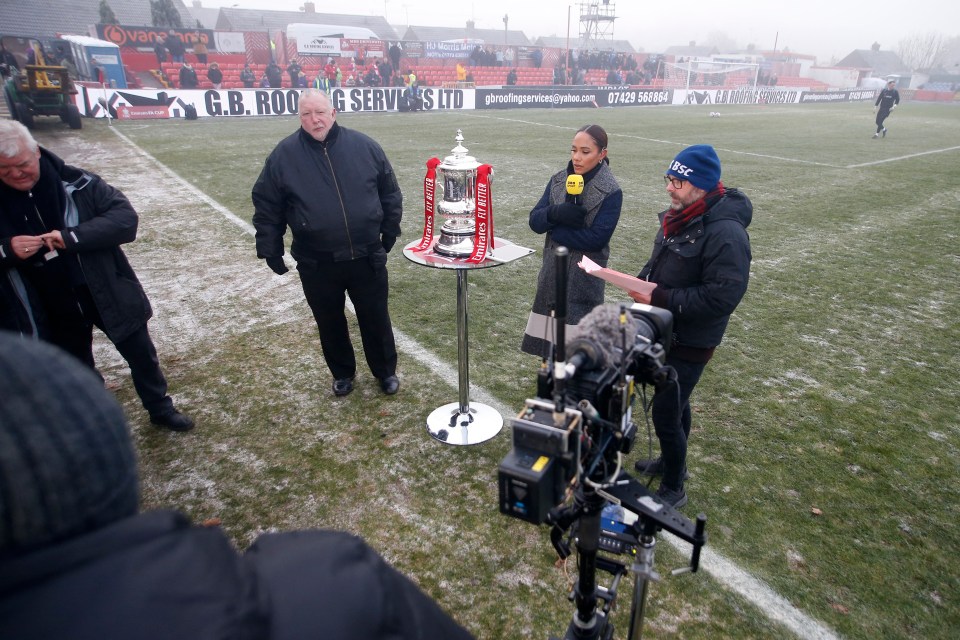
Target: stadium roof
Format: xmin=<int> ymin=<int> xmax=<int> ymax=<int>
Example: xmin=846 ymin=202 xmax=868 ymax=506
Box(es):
xmin=836 ymin=48 xmax=908 ymax=76
xmin=215 ymin=8 xmax=398 ymax=41
xmin=186 ymin=4 xmax=221 ymax=30
xmin=664 ymin=43 xmax=719 ymax=59
xmin=400 ymin=25 xmax=530 ymax=47
xmin=0 ymin=0 xmax=190 ymax=41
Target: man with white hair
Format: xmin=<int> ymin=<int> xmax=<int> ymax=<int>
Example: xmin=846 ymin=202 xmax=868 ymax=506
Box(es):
xmin=252 ymin=90 xmax=403 ymax=398
xmin=0 ymin=119 xmax=194 ymax=432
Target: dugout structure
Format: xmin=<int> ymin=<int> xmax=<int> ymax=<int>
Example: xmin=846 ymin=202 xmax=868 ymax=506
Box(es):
xmin=661 ymin=59 xmax=760 ymax=93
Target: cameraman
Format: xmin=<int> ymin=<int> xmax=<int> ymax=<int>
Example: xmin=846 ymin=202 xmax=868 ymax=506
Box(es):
xmin=0 ymin=332 xmax=473 ymax=640
xmin=629 ymin=145 xmax=752 ymax=508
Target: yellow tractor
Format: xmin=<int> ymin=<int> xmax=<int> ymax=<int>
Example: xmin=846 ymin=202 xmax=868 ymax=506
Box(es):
xmin=2 ymin=35 xmax=82 ymax=129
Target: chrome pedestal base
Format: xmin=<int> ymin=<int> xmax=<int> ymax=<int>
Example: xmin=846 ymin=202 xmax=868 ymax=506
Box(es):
xmin=426 ymin=401 xmax=503 ymax=445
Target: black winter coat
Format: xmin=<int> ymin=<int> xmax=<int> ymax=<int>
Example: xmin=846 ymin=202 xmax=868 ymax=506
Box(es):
xmin=252 ymin=123 xmax=403 ymax=264
xmin=639 ymin=188 xmax=752 ymax=350
xmin=179 ymin=65 xmax=198 ymax=88
xmin=0 ymin=148 xmax=152 ymax=343
xmin=0 ymin=510 xmax=474 ymax=640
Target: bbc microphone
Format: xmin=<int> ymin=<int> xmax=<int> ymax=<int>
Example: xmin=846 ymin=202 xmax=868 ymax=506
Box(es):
xmin=566 ymin=173 xmax=584 ymax=205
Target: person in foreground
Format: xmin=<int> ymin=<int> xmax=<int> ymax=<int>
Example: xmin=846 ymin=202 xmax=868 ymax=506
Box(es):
xmin=521 ymin=124 xmax=623 ymax=357
xmin=0 ymin=119 xmax=193 ymax=432
xmin=630 ymin=145 xmax=752 ymax=508
xmin=252 ymin=89 xmax=402 ymax=397
xmin=0 ymin=333 xmax=475 ymax=640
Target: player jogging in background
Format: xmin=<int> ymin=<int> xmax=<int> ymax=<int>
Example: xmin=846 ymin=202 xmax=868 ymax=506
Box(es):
xmin=873 ymin=79 xmax=900 ymax=138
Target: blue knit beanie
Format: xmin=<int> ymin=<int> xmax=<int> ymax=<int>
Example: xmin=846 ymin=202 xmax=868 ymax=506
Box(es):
xmin=0 ymin=332 xmax=139 ymax=556
xmin=666 ymin=144 xmax=721 ymax=191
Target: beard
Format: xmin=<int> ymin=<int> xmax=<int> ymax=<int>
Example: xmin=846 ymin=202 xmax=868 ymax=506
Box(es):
xmin=670 ymin=186 xmax=706 ymax=211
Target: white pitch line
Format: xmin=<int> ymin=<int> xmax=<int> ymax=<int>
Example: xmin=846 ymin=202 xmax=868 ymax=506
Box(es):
xmin=109 ymin=125 xmax=840 ymax=640
xmin=109 ymin=127 xmax=258 ymax=237
xmin=663 ymin=537 xmax=841 ymax=640
xmin=845 ymin=144 xmax=960 ymax=168
xmin=467 ymin=113 xmax=843 ymax=167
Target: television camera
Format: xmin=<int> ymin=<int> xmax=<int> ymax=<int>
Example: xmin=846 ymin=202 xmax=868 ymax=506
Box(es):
xmin=498 ymin=248 xmax=707 ymax=639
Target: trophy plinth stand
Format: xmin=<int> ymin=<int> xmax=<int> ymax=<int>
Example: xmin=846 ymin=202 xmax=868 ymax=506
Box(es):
xmin=403 ymin=238 xmax=533 ymax=445
xmin=406 ymin=130 xmax=533 ymax=445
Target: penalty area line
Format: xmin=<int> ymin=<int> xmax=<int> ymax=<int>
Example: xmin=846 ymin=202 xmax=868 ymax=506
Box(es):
xmin=846 ymin=144 xmax=960 ymax=168
xmin=111 ymin=126 xmax=839 ymax=640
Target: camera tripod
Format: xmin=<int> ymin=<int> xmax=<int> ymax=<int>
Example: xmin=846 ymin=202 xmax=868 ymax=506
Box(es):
xmin=548 ymin=476 xmax=706 ymax=640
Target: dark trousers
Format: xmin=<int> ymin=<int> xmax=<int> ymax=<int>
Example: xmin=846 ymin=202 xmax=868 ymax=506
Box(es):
xmin=298 ymin=256 xmax=397 ymax=381
xmin=876 ymin=108 xmax=891 ymax=133
xmin=651 ymin=355 xmax=707 ymax=490
xmin=47 ymin=314 xmax=173 ymax=416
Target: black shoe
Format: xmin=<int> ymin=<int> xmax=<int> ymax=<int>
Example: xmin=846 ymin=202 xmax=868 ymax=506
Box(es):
xmin=654 ymin=484 xmax=688 ymax=509
xmin=633 ymin=457 xmax=689 ymax=480
xmin=333 ymin=377 xmax=354 ymax=397
xmin=379 ymin=375 xmax=399 ymax=395
xmin=150 ymin=409 xmax=195 ymax=432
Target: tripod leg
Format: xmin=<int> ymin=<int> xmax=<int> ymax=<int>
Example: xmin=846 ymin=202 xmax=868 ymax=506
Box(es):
xmin=627 ymin=534 xmax=659 ymax=640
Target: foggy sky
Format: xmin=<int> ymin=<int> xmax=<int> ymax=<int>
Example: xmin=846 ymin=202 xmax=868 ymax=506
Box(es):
xmin=201 ymin=0 xmax=959 ymax=64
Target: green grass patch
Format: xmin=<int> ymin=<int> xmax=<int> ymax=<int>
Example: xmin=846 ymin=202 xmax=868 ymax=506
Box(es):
xmin=33 ymin=100 xmax=960 ymax=639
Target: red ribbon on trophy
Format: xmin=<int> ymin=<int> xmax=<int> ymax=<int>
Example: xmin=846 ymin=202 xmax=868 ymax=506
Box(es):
xmin=467 ymin=164 xmax=495 ymax=263
xmin=413 ymin=157 xmax=442 ymax=252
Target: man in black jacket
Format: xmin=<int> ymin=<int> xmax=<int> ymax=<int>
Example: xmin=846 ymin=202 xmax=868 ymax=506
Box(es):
xmin=179 ymin=61 xmax=198 ymax=89
xmin=629 ymin=145 xmax=752 ymax=507
xmin=873 ymin=79 xmax=900 ymax=138
xmin=286 ymin=59 xmax=302 ymax=88
xmin=0 ymin=120 xmax=193 ymax=431
xmin=252 ymin=89 xmax=402 ymax=397
xmin=0 ymin=334 xmax=474 ymax=640
xmin=265 ymin=62 xmax=283 ymax=88
xmin=164 ymin=29 xmax=185 ymax=63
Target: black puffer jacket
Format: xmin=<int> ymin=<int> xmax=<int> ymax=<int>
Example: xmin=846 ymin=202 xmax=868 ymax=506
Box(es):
xmin=0 ymin=510 xmax=474 ymax=640
xmin=252 ymin=122 xmax=403 ymax=265
xmin=639 ymin=188 xmax=752 ymax=350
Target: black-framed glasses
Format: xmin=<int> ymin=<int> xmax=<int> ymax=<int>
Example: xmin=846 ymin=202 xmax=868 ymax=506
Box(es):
xmin=664 ymin=175 xmax=686 ymax=189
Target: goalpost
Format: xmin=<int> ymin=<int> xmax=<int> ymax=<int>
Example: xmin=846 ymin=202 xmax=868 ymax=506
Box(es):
xmin=659 ymin=59 xmax=760 ymax=93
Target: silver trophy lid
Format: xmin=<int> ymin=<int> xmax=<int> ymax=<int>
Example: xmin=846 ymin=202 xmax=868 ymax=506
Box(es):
xmin=439 ymin=129 xmax=481 ymax=171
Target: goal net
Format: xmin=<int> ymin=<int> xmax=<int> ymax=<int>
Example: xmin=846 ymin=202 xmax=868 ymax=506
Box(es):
xmin=660 ymin=59 xmax=759 ymax=90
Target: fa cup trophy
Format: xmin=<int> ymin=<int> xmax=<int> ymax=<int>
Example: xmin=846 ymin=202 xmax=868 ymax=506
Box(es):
xmin=403 ymin=130 xmax=533 ymax=445
xmin=413 ymin=130 xmax=494 ymax=263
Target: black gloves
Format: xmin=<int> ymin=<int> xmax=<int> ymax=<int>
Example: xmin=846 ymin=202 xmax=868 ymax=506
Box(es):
xmin=547 ymin=203 xmax=588 ymax=228
xmin=381 ymin=235 xmax=397 ymax=253
xmin=265 ymin=256 xmax=288 ymax=275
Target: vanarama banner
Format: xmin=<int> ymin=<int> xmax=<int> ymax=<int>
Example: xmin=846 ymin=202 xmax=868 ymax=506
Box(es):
xmin=96 ymin=24 xmax=215 ymax=51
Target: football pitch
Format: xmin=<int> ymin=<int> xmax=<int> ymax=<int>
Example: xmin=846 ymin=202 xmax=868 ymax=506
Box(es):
xmin=32 ymin=100 xmax=960 ymax=639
